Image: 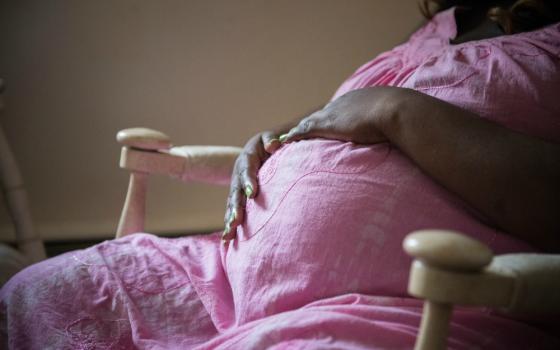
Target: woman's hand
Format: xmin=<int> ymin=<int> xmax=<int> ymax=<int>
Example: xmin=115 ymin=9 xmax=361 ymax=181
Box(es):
xmin=280 ymin=87 xmax=404 ymax=145
xmin=221 ymin=87 xmax=404 ymax=241
xmin=222 ymin=131 xmax=282 ymax=240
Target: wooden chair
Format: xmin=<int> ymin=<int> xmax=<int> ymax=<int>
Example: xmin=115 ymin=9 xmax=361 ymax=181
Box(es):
xmin=117 ymin=127 xmax=560 ymax=349
xmin=0 ymin=79 xmax=47 ymax=285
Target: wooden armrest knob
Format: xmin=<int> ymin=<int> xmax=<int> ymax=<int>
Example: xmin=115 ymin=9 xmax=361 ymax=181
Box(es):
xmin=116 ymin=128 xmax=172 ymax=150
xmin=403 ymin=229 xmax=493 ymax=272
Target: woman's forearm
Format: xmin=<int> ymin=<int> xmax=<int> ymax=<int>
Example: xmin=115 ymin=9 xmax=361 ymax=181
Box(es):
xmin=381 ymin=89 xmax=560 ymax=251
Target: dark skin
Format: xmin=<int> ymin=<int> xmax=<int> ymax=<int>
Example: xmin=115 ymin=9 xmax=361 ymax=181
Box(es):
xmin=223 ymin=1 xmax=560 ymax=252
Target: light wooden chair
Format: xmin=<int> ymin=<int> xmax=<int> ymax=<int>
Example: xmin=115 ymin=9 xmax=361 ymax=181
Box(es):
xmin=116 ymin=127 xmax=560 ymax=349
xmin=0 ymin=79 xmax=47 ymax=286
xmin=403 ymin=230 xmax=560 ymax=349
xmin=115 ymin=127 xmax=242 ymax=237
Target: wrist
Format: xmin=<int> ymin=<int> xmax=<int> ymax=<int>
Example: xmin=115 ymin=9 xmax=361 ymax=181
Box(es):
xmin=373 ymin=87 xmax=416 ymax=144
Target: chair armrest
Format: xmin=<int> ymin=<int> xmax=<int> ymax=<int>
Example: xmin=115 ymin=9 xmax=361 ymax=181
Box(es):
xmin=490 ymin=253 xmax=560 ymax=314
xmin=115 ymin=128 xmax=242 ymax=238
xmin=403 ymin=229 xmax=560 ymax=350
xmin=404 ymin=230 xmax=560 ymax=314
xmin=168 ymin=146 xmax=242 ymax=185
xmin=404 ymin=230 xmax=513 ymax=308
xmin=117 ymin=128 xmax=242 ymax=185
xmin=117 ymin=127 xmax=172 ymax=150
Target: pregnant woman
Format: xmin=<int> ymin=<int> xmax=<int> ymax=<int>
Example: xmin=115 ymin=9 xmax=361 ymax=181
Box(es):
xmin=2 ymin=1 xmax=560 ymax=349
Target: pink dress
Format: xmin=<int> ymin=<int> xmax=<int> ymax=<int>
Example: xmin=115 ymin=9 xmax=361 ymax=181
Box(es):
xmin=2 ymin=8 xmax=560 ymax=349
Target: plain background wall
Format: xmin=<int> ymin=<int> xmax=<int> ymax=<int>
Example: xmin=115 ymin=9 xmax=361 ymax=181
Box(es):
xmin=0 ymin=1 xmax=422 ymax=241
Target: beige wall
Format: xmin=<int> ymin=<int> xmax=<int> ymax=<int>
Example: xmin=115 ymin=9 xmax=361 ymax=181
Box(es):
xmin=0 ymin=1 xmax=422 ymax=241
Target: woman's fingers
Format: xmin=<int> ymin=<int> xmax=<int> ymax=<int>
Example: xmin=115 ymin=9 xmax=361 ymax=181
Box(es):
xmin=222 ymin=184 xmax=245 ymax=240
xmin=280 ymin=115 xmax=325 ymax=143
xmin=261 ymin=132 xmax=281 ymax=154
xmin=240 ymin=136 xmax=268 ymax=199
xmin=223 ymin=180 xmax=246 ymax=240
xmin=240 ymin=162 xmax=258 ymax=199
xmin=223 ymin=132 xmax=273 ymax=240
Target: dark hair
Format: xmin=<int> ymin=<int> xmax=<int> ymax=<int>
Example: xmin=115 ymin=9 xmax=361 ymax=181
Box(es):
xmin=419 ymin=0 xmax=560 ymax=34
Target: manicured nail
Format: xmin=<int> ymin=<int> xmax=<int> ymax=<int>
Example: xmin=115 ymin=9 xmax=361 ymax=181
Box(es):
xmin=244 ymin=183 xmax=254 ymax=198
xmin=279 ymin=134 xmax=289 ymax=143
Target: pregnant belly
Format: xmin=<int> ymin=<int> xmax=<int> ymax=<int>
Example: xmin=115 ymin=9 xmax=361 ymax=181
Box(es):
xmin=224 ymin=139 xmax=533 ymax=325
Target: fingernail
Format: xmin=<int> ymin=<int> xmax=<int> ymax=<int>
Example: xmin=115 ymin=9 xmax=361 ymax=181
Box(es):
xmin=279 ymin=134 xmax=289 ymax=143
xmin=244 ymin=183 xmax=254 ymax=198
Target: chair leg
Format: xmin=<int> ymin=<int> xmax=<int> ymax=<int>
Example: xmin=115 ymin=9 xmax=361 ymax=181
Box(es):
xmin=116 ymin=172 xmax=148 ymax=238
xmin=414 ymin=301 xmax=453 ymax=350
